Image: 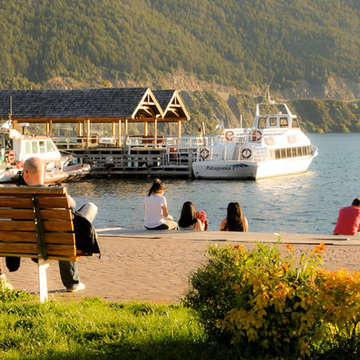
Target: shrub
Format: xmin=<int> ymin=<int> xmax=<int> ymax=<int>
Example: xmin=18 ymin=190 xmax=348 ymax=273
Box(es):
xmin=184 ymin=243 xmax=329 ymax=358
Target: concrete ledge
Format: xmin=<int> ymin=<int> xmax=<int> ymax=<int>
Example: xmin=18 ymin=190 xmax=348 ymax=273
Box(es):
xmin=97 ymin=229 xmax=360 ymax=246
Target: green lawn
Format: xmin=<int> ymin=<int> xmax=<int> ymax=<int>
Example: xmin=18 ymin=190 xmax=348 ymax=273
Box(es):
xmin=0 ymin=289 xmax=246 ymax=360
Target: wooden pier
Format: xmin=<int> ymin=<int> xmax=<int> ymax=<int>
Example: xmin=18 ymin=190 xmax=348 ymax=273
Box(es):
xmin=0 ymin=87 xmax=211 ymax=178
xmin=65 ymin=142 xmax=198 ymax=178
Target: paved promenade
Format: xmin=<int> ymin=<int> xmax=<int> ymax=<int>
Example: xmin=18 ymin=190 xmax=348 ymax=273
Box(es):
xmin=5 ymin=230 xmax=360 ymax=303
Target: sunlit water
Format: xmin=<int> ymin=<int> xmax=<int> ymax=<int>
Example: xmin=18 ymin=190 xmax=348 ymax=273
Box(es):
xmin=67 ymin=134 xmax=360 ymax=234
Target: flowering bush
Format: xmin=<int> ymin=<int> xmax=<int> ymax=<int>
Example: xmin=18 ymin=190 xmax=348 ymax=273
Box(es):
xmin=184 ymin=242 xmax=360 ymax=358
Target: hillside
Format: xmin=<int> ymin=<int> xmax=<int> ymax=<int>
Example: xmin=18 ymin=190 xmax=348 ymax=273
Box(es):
xmin=0 ymin=0 xmax=360 ymax=133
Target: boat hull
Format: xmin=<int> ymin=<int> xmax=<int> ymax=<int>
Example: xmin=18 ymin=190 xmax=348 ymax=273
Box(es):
xmin=192 ymin=155 xmax=315 ymax=180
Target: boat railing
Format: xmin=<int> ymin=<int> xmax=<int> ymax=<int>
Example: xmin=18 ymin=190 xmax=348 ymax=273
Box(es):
xmin=53 ymin=135 xmax=216 ymax=151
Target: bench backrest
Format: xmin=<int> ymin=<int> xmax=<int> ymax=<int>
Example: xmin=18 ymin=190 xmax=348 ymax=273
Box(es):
xmin=0 ymin=185 xmax=77 ymax=261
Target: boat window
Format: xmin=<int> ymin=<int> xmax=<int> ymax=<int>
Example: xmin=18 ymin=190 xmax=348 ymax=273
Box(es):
xmin=291 ymin=147 xmax=297 ymax=157
xmin=258 ymin=117 xmax=267 ymax=129
xmin=275 ymin=149 xmax=281 ymax=159
xmin=46 ymin=140 xmax=57 ymax=153
xmin=32 ymin=141 xmax=39 ymax=154
xmin=286 ymin=148 xmax=292 ymax=158
xmin=292 ymin=119 xmax=300 ymax=128
xmin=281 ymin=148 xmax=286 ymax=158
xmin=25 ymin=141 xmax=31 ymax=154
xmin=270 ymin=117 xmax=277 ymax=127
xmin=39 ymin=141 xmax=46 ymax=153
xmin=280 ymin=117 xmax=288 ymax=128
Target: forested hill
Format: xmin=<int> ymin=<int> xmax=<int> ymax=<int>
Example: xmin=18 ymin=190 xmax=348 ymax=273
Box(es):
xmin=0 ymin=0 xmax=360 ymax=133
xmin=1 ymin=0 xmax=360 ymax=95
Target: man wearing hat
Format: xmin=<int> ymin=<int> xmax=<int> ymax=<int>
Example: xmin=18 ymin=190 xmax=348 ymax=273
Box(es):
xmin=333 ymin=198 xmax=360 ymax=236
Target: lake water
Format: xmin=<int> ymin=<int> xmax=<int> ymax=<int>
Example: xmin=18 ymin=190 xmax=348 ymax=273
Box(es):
xmin=67 ymin=134 xmax=360 ymax=234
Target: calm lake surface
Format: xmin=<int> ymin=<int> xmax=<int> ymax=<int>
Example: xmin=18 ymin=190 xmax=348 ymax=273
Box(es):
xmin=67 ymin=134 xmax=360 ymax=234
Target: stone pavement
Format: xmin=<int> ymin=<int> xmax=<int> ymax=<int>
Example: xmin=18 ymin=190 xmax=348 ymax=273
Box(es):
xmin=5 ymin=231 xmax=360 ymax=303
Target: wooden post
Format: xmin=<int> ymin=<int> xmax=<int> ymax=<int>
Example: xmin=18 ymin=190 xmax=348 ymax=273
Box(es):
xmin=177 ymin=120 xmax=182 ymax=145
xmin=46 ymin=122 xmax=50 ymax=137
xmin=78 ymin=121 xmax=82 ymax=136
xmin=144 ymin=121 xmax=148 ymax=136
xmin=112 ymin=121 xmax=116 ymax=138
xmin=49 ymin=120 xmax=53 ymax=137
xmin=154 ymin=119 xmax=158 ymax=147
xmin=117 ymin=120 xmax=122 ymax=147
xmin=86 ymin=119 xmax=90 ymax=148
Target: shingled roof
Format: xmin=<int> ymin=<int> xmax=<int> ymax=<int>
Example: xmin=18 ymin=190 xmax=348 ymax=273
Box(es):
xmin=0 ymin=88 xmax=168 ymax=123
xmin=153 ymin=90 xmax=190 ymax=120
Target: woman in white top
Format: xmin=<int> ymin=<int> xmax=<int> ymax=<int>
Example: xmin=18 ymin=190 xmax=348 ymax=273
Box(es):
xmin=144 ymin=178 xmax=178 ymax=230
xmin=178 ymin=201 xmax=205 ymax=231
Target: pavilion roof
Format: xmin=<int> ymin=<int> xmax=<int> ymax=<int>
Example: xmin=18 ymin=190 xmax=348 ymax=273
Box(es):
xmin=153 ymin=90 xmax=190 ymax=120
xmin=0 ymin=88 xmax=188 ymax=123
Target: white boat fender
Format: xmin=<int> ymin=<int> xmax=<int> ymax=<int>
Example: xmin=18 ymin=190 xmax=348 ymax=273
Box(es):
xmin=251 ymin=129 xmax=262 ymax=142
xmin=241 ymin=148 xmax=252 ymax=159
xmin=224 ymin=130 xmax=234 ymax=141
xmin=200 ymin=148 xmax=210 ymax=160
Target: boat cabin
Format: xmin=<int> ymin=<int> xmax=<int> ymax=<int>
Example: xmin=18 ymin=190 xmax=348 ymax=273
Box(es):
xmin=253 ymin=103 xmax=300 ymax=130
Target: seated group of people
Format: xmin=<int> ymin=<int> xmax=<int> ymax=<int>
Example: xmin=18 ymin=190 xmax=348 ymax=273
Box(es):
xmin=144 ymin=178 xmax=249 ymax=232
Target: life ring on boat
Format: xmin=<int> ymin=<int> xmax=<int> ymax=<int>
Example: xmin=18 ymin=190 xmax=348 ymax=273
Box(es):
xmin=251 ymin=130 xmax=262 ymax=142
xmin=241 ymin=148 xmax=252 ymax=159
xmin=15 ymin=161 xmax=24 ymax=169
xmin=224 ymin=130 xmax=234 ymax=141
xmin=200 ymin=148 xmax=210 ymax=160
xmin=5 ymin=151 xmax=16 ymax=164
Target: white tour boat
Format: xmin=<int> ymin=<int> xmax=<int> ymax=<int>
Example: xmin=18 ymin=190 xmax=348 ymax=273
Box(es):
xmin=0 ymin=125 xmax=90 ymax=184
xmin=192 ymin=95 xmax=318 ymax=180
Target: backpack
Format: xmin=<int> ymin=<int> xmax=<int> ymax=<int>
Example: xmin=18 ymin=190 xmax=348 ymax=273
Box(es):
xmin=72 ymin=210 xmax=101 ymax=256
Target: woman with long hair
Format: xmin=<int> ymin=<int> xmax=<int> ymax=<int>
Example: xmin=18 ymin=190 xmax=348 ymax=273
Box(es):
xmin=178 ymin=201 xmax=205 ymax=231
xmin=220 ymin=202 xmax=248 ymax=232
xmin=144 ymin=178 xmax=178 ymax=230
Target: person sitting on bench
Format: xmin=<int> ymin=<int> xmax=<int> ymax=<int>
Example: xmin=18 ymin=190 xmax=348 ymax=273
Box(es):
xmin=23 ymin=157 xmax=98 ymax=292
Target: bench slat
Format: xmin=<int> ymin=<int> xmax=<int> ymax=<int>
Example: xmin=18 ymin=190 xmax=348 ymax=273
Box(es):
xmin=0 ymin=251 xmax=78 ymax=261
xmin=0 ymin=186 xmax=66 ymax=195
xmin=0 ymin=243 xmax=76 ymax=257
xmin=0 ymin=209 xmax=34 ymax=219
xmin=0 ymin=198 xmax=33 ymax=208
xmin=40 ymin=209 xmax=72 ymax=221
xmin=38 ymin=197 xmax=71 ymax=209
xmin=0 ymin=221 xmax=35 ymax=231
xmin=43 ymin=221 xmax=74 ymax=232
xmin=0 ymin=232 xmax=75 ymax=245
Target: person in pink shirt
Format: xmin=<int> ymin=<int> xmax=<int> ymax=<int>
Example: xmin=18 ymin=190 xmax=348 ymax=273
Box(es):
xmin=333 ymin=198 xmax=360 ymax=235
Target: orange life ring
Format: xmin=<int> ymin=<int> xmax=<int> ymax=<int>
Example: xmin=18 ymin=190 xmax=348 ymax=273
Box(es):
xmin=251 ymin=130 xmax=262 ymax=142
xmin=200 ymin=148 xmax=210 ymax=160
xmin=224 ymin=130 xmax=234 ymax=141
xmin=16 ymin=160 xmax=24 ymax=169
xmin=6 ymin=151 xmax=16 ymax=164
xmin=241 ymin=148 xmax=252 ymax=159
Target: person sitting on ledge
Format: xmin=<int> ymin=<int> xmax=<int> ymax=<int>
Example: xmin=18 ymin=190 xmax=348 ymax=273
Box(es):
xmin=144 ymin=178 xmax=178 ymax=230
xmin=220 ymin=202 xmax=248 ymax=232
xmin=178 ymin=201 xmax=205 ymax=231
xmin=333 ymin=198 xmax=360 ymax=236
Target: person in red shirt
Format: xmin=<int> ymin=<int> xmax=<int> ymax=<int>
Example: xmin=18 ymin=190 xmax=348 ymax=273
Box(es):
xmin=333 ymin=198 xmax=360 ymax=235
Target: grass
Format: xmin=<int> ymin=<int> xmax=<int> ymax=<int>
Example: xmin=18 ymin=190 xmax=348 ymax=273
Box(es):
xmin=0 ymin=288 xmax=248 ymax=360
xmin=0 ymin=288 xmax=358 ymax=360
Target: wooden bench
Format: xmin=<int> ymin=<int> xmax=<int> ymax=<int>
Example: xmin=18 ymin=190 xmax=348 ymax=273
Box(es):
xmin=0 ymin=185 xmax=86 ymax=302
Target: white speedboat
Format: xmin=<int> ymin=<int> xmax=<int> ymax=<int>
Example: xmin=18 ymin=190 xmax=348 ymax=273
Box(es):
xmin=0 ymin=127 xmax=90 ymax=183
xmin=192 ymin=95 xmax=318 ymax=180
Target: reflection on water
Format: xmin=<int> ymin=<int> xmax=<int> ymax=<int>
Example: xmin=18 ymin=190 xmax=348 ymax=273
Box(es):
xmin=67 ymin=134 xmax=360 ymax=234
